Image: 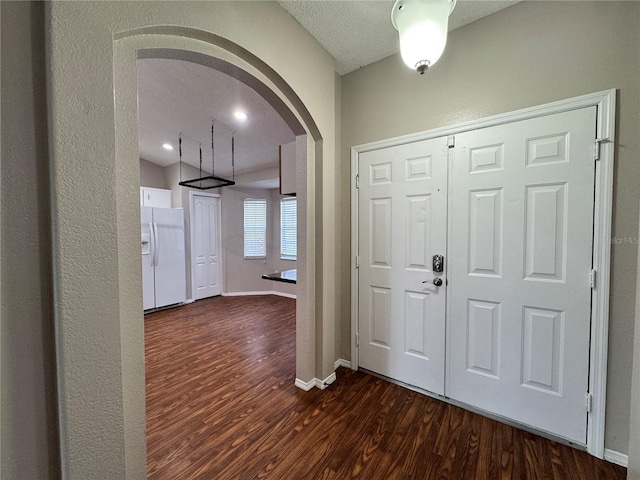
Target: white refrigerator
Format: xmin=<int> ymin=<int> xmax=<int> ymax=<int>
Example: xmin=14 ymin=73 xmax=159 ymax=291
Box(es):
xmin=141 ymin=206 xmax=186 ymax=311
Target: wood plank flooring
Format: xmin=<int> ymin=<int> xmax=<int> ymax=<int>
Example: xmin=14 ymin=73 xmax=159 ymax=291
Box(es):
xmin=145 ymin=295 xmax=626 ymax=479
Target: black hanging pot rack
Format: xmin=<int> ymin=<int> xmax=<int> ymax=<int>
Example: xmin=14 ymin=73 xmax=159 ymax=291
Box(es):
xmin=178 ymin=121 xmax=236 ymax=189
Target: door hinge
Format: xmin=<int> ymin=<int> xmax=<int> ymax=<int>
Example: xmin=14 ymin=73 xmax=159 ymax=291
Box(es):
xmin=356 ymin=332 xmax=360 ymax=346
xmin=447 ymin=135 xmax=455 ymax=148
xmin=593 ymin=137 xmax=610 ymax=161
xmin=585 ymin=393 xmax=593 ymax=412
xmin=589 ymin=269 xmax=597 ymax=289
xmin=355 ymin=174 xmax=360 ymax=189
xmin=355 ymin=256 xmax=360 ymax=269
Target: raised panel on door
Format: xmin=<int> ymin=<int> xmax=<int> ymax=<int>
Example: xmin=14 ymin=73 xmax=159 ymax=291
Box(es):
xmin=447 ymin=107 xmax=597 ymax=443
xmin=358 ymin=137 xmax=448 ymax=395
xmin=193 ymin=198 xmax=208 ymax=298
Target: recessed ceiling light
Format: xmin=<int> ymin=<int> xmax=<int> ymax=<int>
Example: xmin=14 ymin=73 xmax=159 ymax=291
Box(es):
xmin=233 ymin=110 xmax=248 ymax=122
xmin=162 ymin=143 xmax=174 ymax=151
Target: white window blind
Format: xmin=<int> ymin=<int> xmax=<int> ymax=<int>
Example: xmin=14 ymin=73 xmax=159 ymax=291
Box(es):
xmin=280 ymin=198 xmax=297 ymax=260
xmin=244 ymin=199 xmax=267 ymax=258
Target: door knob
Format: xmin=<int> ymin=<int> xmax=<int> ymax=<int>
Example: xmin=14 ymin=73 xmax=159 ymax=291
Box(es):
xmin=422 ymin=278 xmax=443 ymax=286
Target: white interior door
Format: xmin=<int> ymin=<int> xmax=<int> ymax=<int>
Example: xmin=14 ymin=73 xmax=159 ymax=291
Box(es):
xmin=193 ymin=195 xmax=221 ymax=300
xmin=358 ymin=137 xmax=448 ymax=394
xmin=153 ymin=207 xmax=187 ymax=308
xmin=447 ymin=107 xmax=597 ymax=443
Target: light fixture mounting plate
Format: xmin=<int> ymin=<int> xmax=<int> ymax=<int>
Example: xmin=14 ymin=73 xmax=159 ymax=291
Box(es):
xmin=391 ymin=0 xmax=457 ymax=29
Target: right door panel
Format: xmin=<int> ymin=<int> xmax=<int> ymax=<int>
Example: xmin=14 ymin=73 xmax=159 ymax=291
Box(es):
xmin=448 ymin=107 xmax=597 ymax=443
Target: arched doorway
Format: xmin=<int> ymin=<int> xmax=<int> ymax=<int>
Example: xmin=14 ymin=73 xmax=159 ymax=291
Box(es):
xmin=48 ymin=4 xmax=338 ymax=472
xmin=112 ymin=28 xmax=324 ymax=476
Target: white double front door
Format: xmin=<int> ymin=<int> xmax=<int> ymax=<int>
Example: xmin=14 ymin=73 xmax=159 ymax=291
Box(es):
xmin=357 ymin=107 xmax=597 ymax=444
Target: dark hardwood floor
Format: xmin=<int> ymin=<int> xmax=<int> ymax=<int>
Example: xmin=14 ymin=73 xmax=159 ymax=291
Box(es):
xmin=145 ymin=295 xmax=626 ymax=480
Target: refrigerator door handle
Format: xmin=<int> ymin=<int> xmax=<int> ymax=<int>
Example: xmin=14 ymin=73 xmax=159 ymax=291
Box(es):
xmin=149 ymin=222 xmax=156 ymax=267
xmin=153 ymin=222 xmax=159 ymax=267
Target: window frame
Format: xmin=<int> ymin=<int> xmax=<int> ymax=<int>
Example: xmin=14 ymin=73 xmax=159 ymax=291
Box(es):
xmin=243 ymin=198 xmax=267 ymax=259
xmin=280 ymin=197 xmax=297 ymax=261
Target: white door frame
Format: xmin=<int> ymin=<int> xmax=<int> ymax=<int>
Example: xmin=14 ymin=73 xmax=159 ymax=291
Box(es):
xmin=350 ymin=89 xmax=616 ymax=458
xmin=189 ymin=190 xmax=222 ymax=301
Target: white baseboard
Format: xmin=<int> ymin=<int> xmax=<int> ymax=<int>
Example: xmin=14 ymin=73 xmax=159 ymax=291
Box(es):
xmin=272 ymin=291 xmax=297 ymax=299
xmin=295 ymin=372 xmax=337 ymax=391
xmin=604 ymin=449 xmax=628 ymax=467
xmin=222 ymin=290 xmax=296 ymax=299
xmin=315 ymin=372 xmax=336 ymax=390
xmin=295 ymin=378 xmax=315 ymax=391
xmin=184 ymin=298 xmax=195 ymax=304
xmin=334 ymin=359 xmax=352 ymax=370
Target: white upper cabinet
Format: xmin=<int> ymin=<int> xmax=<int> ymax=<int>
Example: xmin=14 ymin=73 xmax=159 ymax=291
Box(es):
xmin=140 ymin=187 xmax=172 ymax=208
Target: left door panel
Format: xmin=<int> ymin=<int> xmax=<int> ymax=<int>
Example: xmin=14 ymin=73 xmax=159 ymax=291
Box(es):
xmin=358 ymin=137 xmax=449 ymax=395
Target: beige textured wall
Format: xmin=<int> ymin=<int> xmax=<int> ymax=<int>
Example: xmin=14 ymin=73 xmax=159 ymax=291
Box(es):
xmin=139 ymin=158 xmax=166 ymax=189
xmin=630 ymin=225 xmax=640 ymax=476
xmin=220 ymin=186 xmax=296 ymax=294
xmin=340 ymin=1 xmax=640 ymax=454
xmin=47 ymin=1 xmax=336 ymax=477
xmin=1 ymin=2 xmax=59 ymax=477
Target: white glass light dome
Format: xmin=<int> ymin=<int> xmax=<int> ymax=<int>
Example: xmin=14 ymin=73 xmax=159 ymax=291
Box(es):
xmin=392 ymin=0 xmax=456 ymax=74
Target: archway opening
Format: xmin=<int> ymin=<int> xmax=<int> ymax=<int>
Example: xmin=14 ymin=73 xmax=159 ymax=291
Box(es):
xmin=112 ymin=30 xmax=325 ymax=474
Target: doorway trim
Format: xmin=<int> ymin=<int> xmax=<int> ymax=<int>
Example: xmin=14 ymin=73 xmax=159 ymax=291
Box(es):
xmin=189 ymin=191 xmax=222 ymax=301
xmin=351 ymin=89 xmax=615 ymax=458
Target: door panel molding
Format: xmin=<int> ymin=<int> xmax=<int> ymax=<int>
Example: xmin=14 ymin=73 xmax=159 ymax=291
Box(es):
xmin=351 ymin=89 xmax=615 ymax=458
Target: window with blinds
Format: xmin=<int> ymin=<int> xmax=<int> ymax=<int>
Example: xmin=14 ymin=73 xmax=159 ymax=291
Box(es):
xmin=280 ymin=198 xmax=297 ymax=260
xmin=243 ymin=199 xmax=267 ymax=259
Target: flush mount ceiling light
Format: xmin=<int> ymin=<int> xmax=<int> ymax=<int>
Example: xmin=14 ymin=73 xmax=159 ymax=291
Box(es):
xmin=392 ymin=0 xmax=456 ymax=74
xmin=233 ymin=110 xmax=248 ymax=122
xmin=162 ymin=143 xmax=174 ymax=150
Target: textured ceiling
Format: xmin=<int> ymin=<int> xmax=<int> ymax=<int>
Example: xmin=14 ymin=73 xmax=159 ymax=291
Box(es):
xmin=138 ymin=1 xmax=521 ymax=174
xmin=137 ymin=58 xmax=295 ymax=177
xmin=278 ymin=0 xmax=521 ymax=75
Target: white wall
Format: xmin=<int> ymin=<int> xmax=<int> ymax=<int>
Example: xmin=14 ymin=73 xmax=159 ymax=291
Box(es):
xmin=340 ymin=1 xmax=640 ymax=455
xmin=1 ymin=2 xmax=60 ymax=477
xmin=139 ymin=158 xmax=166 ymax=189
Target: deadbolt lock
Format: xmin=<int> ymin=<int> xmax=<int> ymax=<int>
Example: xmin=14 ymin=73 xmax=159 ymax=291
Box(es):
xmin=433 ymin=254 xmax=444 ymax=273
